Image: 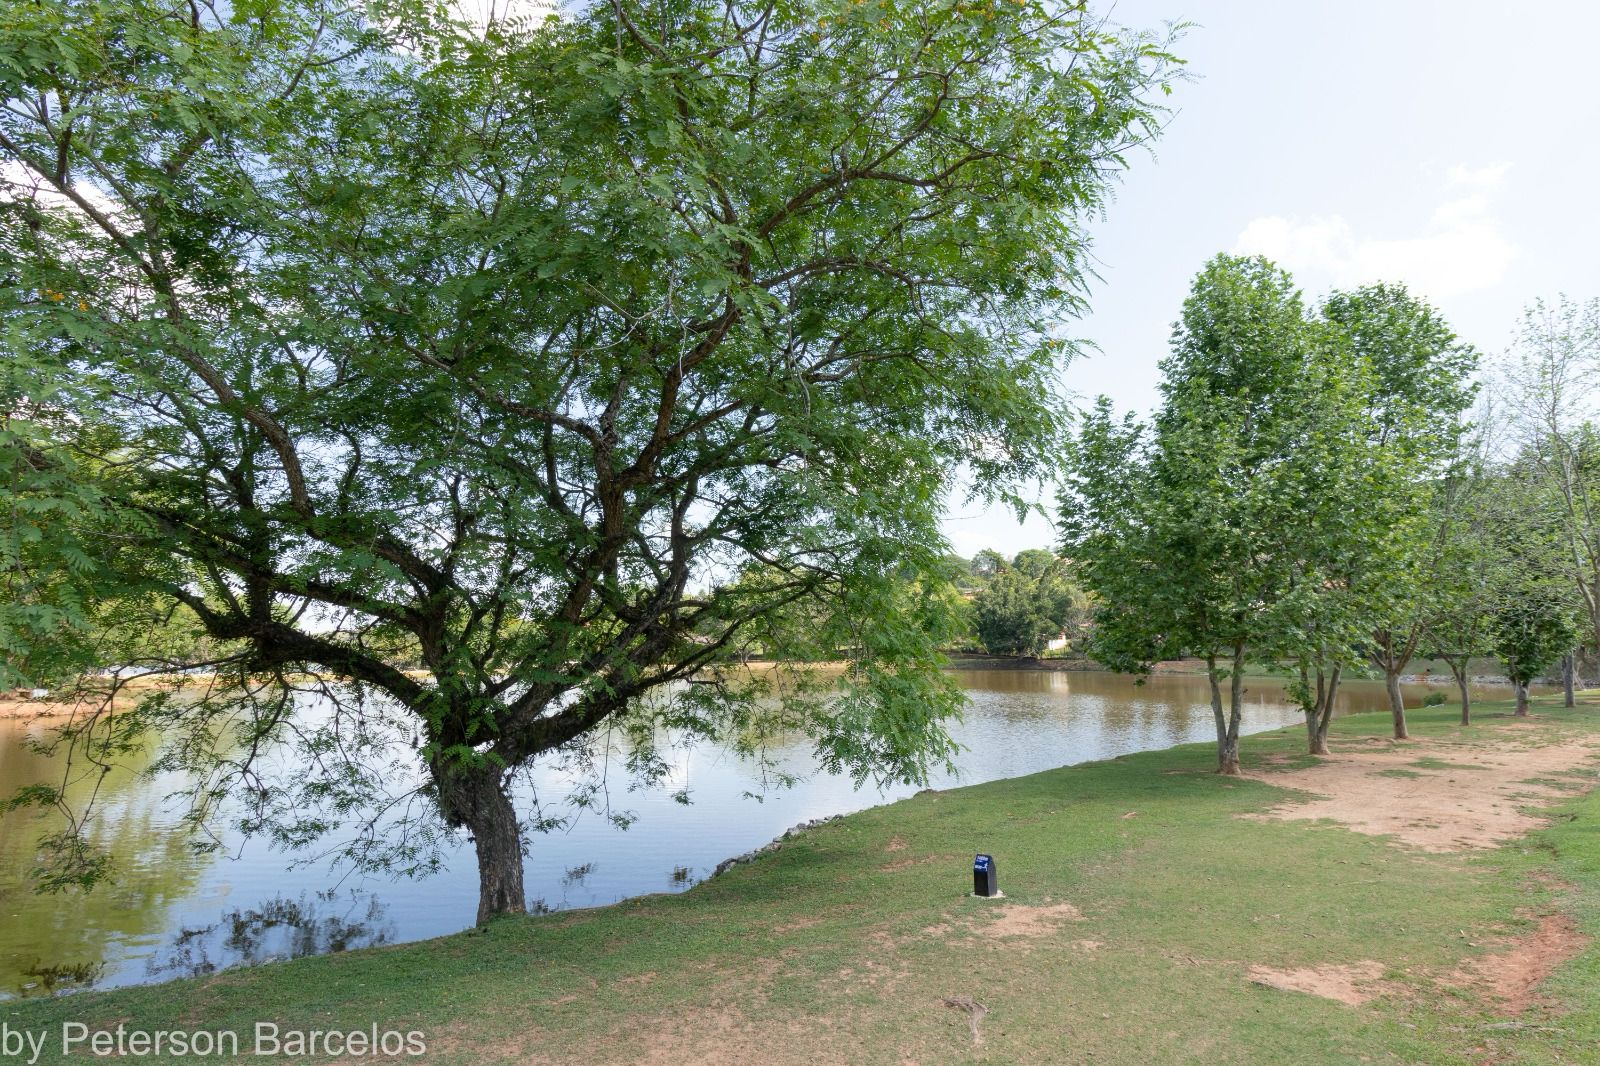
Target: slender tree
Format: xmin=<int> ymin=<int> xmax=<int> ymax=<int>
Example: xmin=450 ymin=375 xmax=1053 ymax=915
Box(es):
xmin=1320 ymin=285 xmax=1476 ymax=740
xmin=0 ymin=0 xmax=1181 ymax=920
xmin=1500 ymin=298 xmax=1600 ymax=658
xmin=1487 ymin=446 xmax=1586 ymax=716
xmin=1063 ymin=255 xmax=1365 ymax=771
xmin=1493 ymin=594 xmax=1579 ymax=716
xmin=1065 ymin=258 xmax=1451 ymax=761
xmin=1421 ymin=451 xmax=1500 ymax=725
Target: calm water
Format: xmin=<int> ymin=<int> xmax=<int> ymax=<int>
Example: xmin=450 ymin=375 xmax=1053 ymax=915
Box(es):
xmin=0 ymin=669 xmax=1517 ymax=997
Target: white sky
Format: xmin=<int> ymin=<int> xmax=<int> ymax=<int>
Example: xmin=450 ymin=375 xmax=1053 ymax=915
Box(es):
xmin=943 ymin=0 xmax=1600 ymax=559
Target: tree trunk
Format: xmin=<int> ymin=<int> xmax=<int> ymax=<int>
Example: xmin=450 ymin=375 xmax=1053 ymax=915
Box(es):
xmin=1311 ymin=664 xmax=1341 ymax=755
xmin=1216 ymin=644 xmax=1245 ymax=775
xmin=1207 ymin=654 xmax=1240 ymax=775
xmin=1302 ymin=661 xmax=1339 ymax=756
xmin=469 ymin=785 xmax=527 ymax=924
xmin=1563 ymin=653 xmax=1576 ymax=708
xmin=1218 ymin=731 xmax=1240 ymax=774
xmin=1386 ymin=669 xmax=1408 ymax=740
xmin=437 ymin=764 xmax=527 ymax=924
xmin=1453 ymin=664 xmax=1471 ymax=726
xmin=1515 ymin=681 xmax=1530 ymax=717
xmin=1304 ymin=710 xmax=1328 ymax=755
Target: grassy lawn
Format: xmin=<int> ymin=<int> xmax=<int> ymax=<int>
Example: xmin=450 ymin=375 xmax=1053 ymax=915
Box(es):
xmin=6 ymin=692 xmax=1600 ymax=1064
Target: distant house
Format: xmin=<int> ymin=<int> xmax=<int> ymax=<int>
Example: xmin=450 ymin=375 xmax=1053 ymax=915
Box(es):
xmin=1045 ymin=633 xmax=1070 ymax=653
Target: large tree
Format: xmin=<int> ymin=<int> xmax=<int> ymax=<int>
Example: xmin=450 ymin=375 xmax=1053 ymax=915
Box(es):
xmin=0 ymin=0 xmax=1180 ymax=920
xmin=1063 ymin=256 xmax=1438 ymax=765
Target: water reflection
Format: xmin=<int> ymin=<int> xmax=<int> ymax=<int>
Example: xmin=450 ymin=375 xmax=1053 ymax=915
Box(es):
xmin=0 ymin=718 xmax=210 ymax=998
xmin=0 ymin=669 xmax=1538 ymax=997
xmin=148 ymin=891 xmax=393 ymax=982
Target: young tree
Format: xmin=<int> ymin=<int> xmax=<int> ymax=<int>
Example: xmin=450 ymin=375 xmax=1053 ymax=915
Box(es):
xmin=1063 ymin=255 xmax=1362 ymax=771
xmin=1422 ymin=458 xmax=1501 ymax=725
xmin=1319 ymin=285 xmax=1476 ymax=740
xmin=1493 ymin=594 xmax=1579 ymax=715
xmin=1065 ymin=257 xmax=1441 ymax=762
xmin=0 ymin=0 xmax=1180 ymax=920
xmin=1500 ymin=298 xmax=1600 ymax=657
xmin=1486 ymin=445 xmax=1587 ymax=715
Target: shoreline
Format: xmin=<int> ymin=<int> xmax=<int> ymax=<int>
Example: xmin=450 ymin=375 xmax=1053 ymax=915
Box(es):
xmin=4 ymin=692 xmax=1598 ymax=1063
xmin=0 ymin=674 xmax=1543 ymax=1002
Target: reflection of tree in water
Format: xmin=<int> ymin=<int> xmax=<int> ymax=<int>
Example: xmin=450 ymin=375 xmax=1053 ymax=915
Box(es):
xmin=13 ymin=960 xmax=106 ymax=997
xmin=0 ymin=718 xmax=215 ymax=998
xmin=149 ymin=890 xmax=393 ymax=981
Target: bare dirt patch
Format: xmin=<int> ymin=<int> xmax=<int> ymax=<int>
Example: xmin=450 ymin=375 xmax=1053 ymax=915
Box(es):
xmin=627 ymin=1006 xmax=836 ymax=1066
xmin=428 ymin=1019 xmax=561 ymax=1065
xmin=616 ymin=970 xmax=657 ymax=987
xmin=1248 ymin=960 xmax=1388 ymax=1005
xmin=879 ymin=851 xmax=958 ymax=874
xmin=1444 ymin=911 xmax=1588 ymax=1015
xmin=612 ymin=959 xmax=834 ymax=1066
xmin=1245 ymin=732 xmax=1600 ymax=851
xmin=983 ymin=901 xmax=1083 ymax=938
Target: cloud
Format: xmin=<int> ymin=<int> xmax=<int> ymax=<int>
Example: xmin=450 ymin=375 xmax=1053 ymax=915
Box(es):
xmin=1232 ymin=165 xmax=1518 ymax=301
xmin=1446 ymin=163 xmax=1509 ymax=189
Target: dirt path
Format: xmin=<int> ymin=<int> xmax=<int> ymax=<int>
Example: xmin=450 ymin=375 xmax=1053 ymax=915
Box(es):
xmin=1239 ymin=718 xmax=1597 ymax=1015
xmin=1247 ymin=722 xmax=1600 ymax=851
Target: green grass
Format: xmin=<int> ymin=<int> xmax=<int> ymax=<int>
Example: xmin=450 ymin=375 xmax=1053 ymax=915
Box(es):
xmin=6 ymin=694 xmax=1600 ymax=1063
xmin=1411 ymin=756 xmax=1488 ymax=772
xmin=1373 ymin=767 xmax=1425 ymax=779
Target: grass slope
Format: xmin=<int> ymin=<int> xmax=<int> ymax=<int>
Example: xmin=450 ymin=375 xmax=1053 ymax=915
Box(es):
xmin=6 ymin=694 xmax=1600 ymax=1064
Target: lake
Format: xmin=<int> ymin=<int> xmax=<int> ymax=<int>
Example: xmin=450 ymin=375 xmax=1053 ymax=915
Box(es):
xmin=0 ymin=668 xmax=1517 ymax=998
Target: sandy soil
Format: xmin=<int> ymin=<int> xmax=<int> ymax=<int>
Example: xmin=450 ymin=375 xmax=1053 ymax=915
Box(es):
xmin=1247 ymin=960 xmax=1389 ymax=1006
xmin=1241 ymin=721 xmax=1596 ymax=1012
xmin=982 ymin=900 xmax=1084 ymax=938
xmin=1444 ymin=911 xmax=1588 ymax=1015
xmin=1246 ymin=729 xmax=1600 ymax=851
xmin=0 ymin=673 xmax=196 ymax=720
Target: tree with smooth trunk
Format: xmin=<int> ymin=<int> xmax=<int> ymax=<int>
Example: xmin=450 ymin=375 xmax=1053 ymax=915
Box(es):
xmin=0 ymin=0 xmax=1181 ymax=921
xmin=1421 ymin=454 xmax=1501 ymax=726
xmin=1493 ymin=594 xmax=1579 ymax=715
xmin=1062 ymin=255 xmax=1379 ymax=771
xmin=1484 ymin=452 xmax=1582 ymax=716
xmin=1319 ymin=286 xmax=1476 ymax=740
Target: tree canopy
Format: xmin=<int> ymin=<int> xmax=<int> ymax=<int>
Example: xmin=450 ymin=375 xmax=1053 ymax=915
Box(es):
xmin=1062 ymin=255 xmax=1467 ymax=769
xmin=0 ymin=0 xmax=1180 ymax=919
